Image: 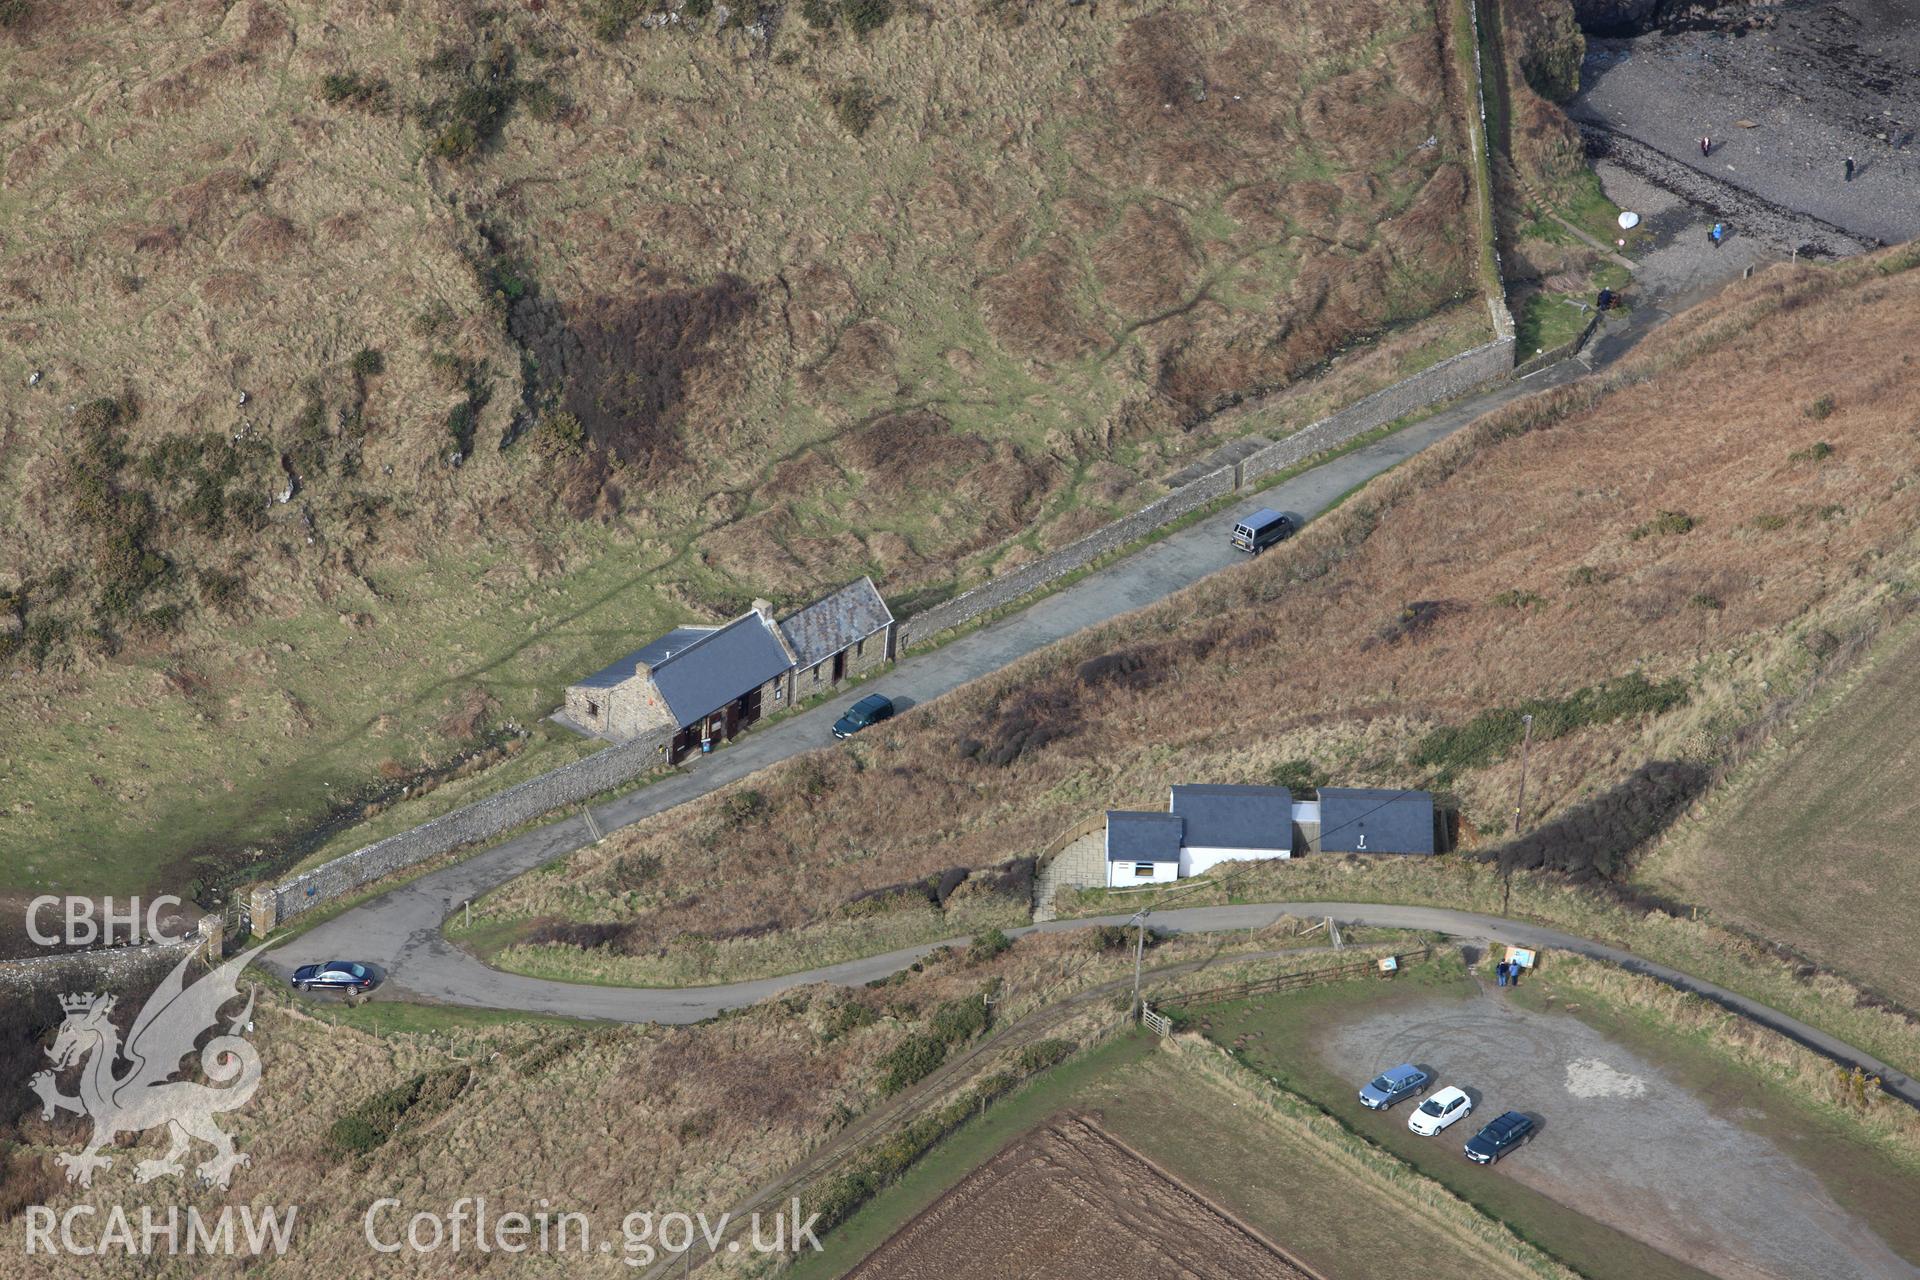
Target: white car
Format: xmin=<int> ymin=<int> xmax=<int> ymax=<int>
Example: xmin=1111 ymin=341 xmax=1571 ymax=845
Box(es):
xmin=1408 ymin=1086 xmax=1473 ymax=1136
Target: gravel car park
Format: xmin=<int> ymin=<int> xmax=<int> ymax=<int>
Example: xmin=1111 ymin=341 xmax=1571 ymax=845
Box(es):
xmin=1319 ymin=987 xmax=1917 ymax=1280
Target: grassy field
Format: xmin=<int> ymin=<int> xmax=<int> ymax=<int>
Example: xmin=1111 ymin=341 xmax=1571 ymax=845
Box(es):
xmin=474 ymin=247 xmax=1920 ymax=1013
xmin=0 ymin=0 xmax=1482 ymax=897
xmin=791 ymin=1027 xmax=1571 ymax=1280
xmin=1639 ymin=608 xmax=1920 ymax=1012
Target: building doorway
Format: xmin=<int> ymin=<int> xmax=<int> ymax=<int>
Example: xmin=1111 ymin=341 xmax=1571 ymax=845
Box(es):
xmin=832 ymin=650 xmax=847 ymax=683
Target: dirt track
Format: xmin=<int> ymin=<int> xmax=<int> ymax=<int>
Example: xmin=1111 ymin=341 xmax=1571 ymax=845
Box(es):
xmin=844 ymin=1114 xmax=1324 ymax=1280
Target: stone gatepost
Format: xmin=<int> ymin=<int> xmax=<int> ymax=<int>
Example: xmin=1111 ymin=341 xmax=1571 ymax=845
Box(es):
xmin=249 ymin=884 xmax=278 ymax=937
xmin=196 ymin=913 xmax=224 ymax=960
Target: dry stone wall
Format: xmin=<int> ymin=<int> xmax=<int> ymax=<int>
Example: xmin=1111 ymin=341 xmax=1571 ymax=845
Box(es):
xmin=253 ymin=724 xmax=671 ymax=930
xmin=253 ymin=335 xmax=1516 ymax=933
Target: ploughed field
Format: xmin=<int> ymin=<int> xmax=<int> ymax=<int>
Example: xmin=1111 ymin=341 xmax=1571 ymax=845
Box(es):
xmin=845 ymin=1113 xmax=1325 ymax=1280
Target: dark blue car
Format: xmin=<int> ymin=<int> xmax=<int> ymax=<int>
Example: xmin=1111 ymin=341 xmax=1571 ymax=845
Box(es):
xmin=1464 ymin=1111 xmax=1534 ymax=1164
xmin=833 ymin=693 xmax=895 ymax=740
xmin=292 ymin=960 xmax=375 ymax=994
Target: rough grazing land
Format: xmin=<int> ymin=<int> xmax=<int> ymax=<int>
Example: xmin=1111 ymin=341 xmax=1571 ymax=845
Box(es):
xmin=479 ymin=249 xmax=1920 ymax=980
xmin=845 ymin=1113 xmax=1326 ymax=1280
xmin=0 ymin=0 xmax=1477 ymax=892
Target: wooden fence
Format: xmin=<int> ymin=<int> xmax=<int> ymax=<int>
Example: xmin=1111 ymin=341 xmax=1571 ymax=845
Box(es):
xmin=1156 ymin=946 xmax=1434 ymax=1011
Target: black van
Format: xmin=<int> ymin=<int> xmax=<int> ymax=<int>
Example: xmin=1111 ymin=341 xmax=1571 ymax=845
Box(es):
xmin=1231 ymin=508 xmax=1294 ymax=554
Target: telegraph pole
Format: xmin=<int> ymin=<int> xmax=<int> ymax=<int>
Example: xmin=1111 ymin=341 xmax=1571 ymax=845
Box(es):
xmin=1511 ymin=713 xmax=1535 ymax=835
xmin=1505 ymin=713 xmax=1535 ymax=916
xmin=1130 ymin=909 xmax=1148 ymax=1022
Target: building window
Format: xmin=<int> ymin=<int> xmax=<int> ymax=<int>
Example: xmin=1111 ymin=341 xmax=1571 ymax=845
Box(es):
xmin=1134 ymin=862 xmax=1155 ymax=877
xmin=811 ymin=664 xmax=821 ymax=683
xmin=855 ymin=637 xmax=865 ymax=658
xmin=586 ymin=700 xmax=599 ymax=720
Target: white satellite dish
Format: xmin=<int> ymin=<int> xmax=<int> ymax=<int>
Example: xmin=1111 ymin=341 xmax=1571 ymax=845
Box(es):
xmin=1618 ymin=211 xmax=1641 ymax=230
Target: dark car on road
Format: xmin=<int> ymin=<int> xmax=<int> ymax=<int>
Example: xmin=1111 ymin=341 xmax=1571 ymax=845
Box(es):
xmin=1464 ymin=1111 xmax=1534 ymax=1164
xmin=1230 ymin=508 xmax=1295 ymax=555
xmin=1357 ymin=1063 xmax=1431 ymax=1110
xmin=833 ymin=693 xmax=895 ymax=740
xmin=292 ymin=960 xmax=376 ymax=994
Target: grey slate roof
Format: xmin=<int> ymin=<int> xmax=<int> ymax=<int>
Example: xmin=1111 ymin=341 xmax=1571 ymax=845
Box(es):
xmin=1106 ymin=812 xmax=1185 ymax=862
xmin=1168 ymin=784 xmax=1293 ymax=851
xmin=647 ymin=612 xmax=794 ymax=727
xmin=571 ymin=626 xmax=716 ymax=692
xmin=1317 ymin=788 xmax=1436 ymax=855
xmin=779 ymin=577 xmax=893 ymax=670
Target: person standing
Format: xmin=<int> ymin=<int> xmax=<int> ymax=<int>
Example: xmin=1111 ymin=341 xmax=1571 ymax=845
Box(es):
xmin=1701 ymin=134 xmax=1711 ymax=157
xmin=1845 ymin=155 xmax=1856 ymax=182
xmin=1711 ymin=222 xmax=1724 ymax=249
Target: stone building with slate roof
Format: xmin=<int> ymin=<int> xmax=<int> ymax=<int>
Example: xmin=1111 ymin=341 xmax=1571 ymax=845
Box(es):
xmin=561 ymin=579 xmax=896 ymax=759
xmin=778 ymin=576 xmax=895 ymax=696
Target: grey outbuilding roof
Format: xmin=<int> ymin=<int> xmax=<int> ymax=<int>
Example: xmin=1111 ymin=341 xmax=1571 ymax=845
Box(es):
xmin=1317 ymin=788 xmax=1436 ymax=855
xmin=647 ymin=612 xmax=794 ymax=727
xmin=1168 ymin=784 xmax=1293 ymax=851
xmin=1106 ymin=812 xmax=1185 ymax=862
xmin=571 ymin=626 xmax=715 ymax=692
xmin=779 ymin=576 xmax=894 ymax=670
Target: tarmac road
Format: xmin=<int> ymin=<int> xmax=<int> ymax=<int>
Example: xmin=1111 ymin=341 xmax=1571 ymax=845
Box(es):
xmin=271 ymin=353 xmax=1598 ymax=1006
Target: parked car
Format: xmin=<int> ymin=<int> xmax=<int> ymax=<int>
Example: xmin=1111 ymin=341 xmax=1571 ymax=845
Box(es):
xmin=1464 ymin=1111 xmax=1535 ymax=1164
xmin=291 ymin=960 xmax=376 ymax=993
xmin=1357 ymin=1063 xmax=1431 ymax=1111
xmin=1408 ymin=1085 xmax=1473 ymax=1136
xmin=1230 ymin=507 xmax=1295 ymax=555
xmin=833 ymin=693 xmax=895 ymax=740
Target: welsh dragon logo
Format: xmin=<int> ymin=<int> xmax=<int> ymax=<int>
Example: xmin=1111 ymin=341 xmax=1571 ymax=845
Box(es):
xmin=31 ymin=943 xmax=267 ymax=1189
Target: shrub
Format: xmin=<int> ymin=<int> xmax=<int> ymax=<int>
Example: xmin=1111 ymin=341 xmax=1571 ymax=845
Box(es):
xmin=721 ymin=788 xmax=767 ymax=826
xmin=525 ymin=919 xmax=628 ymax=949
xmin=826 ymin=79 xmax=879 ymax=136
xmin=841 ymin=0 xmax=892 ymax=33
xmin=590 ymin=0 xmax=646 ymax=40
xmin=929 ymin=995 xmax=989 ymax=1046
xmin=1268 ymin=759 xmax=1326 ymax=792
xmin=1491 ymin=588 xmax=1546 ymax=609
xmin=967 ymin=927 xmax=1012 ymax=964
xmin=801 ymin=0 xmax=836 ymax=27
xmin=349 ymin=347 xmax=385 ymax=377
xmin=1750 ymin=513 xmax=1789 ymax=532
xmin=1015 ymin=1038 xmax=1076 ymax=1074
xmin=1789 ymin=440 xmax=1835 ymax=463
xmin=1369 ymin=599 xmax=1456 ymax=647
xmin=318 ymin=71 xmax=390 ymax=111
xmin=875 ymin=1033 xmax=945 ymax=1094
xmin=684 ymin=0 xmax=714 ymax=15
xmin=1688 ymin=592 xmax=1724 ymax=611
xmin=1805 ymin=395 xmax=1836 ymax=421
xmin=0 ymin=0 xmax=30 ymax=30
xmin=821 ymin=1000 xmax=878 ymax=1040
xmin=1565 ymin=565 xmax=1607 ymax=587
xmin=1412 ymin=672 xmax=1690 ymax=778
xmin=1628 ymin=510 xmax=1694 ymax=540
xmin=327 ymin=1065 xmax=471 ymax=1158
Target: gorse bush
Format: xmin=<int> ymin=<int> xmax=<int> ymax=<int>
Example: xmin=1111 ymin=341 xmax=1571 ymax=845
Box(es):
xmin=1805 ymin=395 xmax=1836 ymax=421
xmin=1789 ymin=440 xmax=1835 ymax=463
xmin=1412 ymin=672 xmax=1690 ymax=779
xmin=327 ymin=1065 xmax=471 ymax=1159
xmin=1629 ymin=510 xmax=1695 ymax=540
xmin=826 ymin=79 xmax=879 ymax=136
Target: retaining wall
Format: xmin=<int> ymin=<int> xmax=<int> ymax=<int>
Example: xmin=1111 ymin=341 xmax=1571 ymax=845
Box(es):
xmin=0 ymin=941 xmax=192 ymax=993
xmin=253 ymin=724 xmax=671 ymax=931
xmin=901 ymin=335 xmax=1514 ymax=650
xmin=896 ymin=464 xmax=1238 ymax=650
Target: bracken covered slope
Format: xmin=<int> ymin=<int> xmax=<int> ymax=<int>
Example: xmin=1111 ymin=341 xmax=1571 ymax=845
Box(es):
xmin=478 ymin=246 xmax=1920 ymax=982
xmin=0 ymin=0 xmax=1478 ymax=888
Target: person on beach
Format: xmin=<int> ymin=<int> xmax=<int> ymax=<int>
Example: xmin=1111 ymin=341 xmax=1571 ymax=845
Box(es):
xmin=1711 ymin=222 xmax=1724 ymax=248
xmin=1701 ymin=134 xmax=1711 ymax=157
xmin=1845 ymin=155 xmax=1856 ymax=182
